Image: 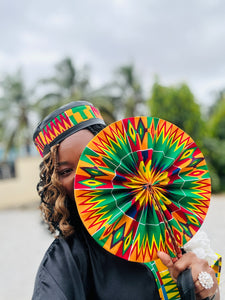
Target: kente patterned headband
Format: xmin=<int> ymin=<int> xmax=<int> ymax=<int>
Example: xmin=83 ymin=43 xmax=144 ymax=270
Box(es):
xmin=33 ymin=100 xmax=105 ymax=157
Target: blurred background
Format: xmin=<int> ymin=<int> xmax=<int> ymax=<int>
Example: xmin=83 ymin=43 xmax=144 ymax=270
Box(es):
xmin=0 ymin=0 xmax=225 ymax=299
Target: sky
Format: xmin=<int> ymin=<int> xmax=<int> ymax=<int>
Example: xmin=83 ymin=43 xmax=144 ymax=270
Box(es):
xmin=1 ymin=0 xmax=225 ymax=106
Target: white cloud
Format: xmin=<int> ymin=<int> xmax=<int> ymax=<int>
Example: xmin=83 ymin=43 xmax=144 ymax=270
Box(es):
xmin=0 ymin=0 xmax=225 ymax=105
xmin=46 ymin=13 xmax=74 ymax=28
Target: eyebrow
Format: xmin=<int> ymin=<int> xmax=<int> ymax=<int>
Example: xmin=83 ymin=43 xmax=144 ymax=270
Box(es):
xmin=56 ymin=161 xmax=69 ymax=167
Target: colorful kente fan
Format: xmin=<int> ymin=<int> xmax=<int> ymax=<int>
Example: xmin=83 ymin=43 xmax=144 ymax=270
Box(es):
xmin=74 ymin=117 xmax=211 ymax=263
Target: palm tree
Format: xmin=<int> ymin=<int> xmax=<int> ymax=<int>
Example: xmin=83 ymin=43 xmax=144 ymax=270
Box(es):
xmin=115 ymin=65 xmax=146 ymax=118
xmin=86 ymin=82 xmax=121 ymax=124
xmin=37 ymin=56 xmax=122 ymax=124
xmin=36 ymin=57 xmax=91 ymax=117
xmin=0 ymin=70 xmax=36 ymax=159
xmin=87 ymin=64 xmax=147 ymax=122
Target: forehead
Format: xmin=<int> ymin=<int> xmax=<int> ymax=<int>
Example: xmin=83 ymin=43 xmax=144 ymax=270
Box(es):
xmin=57 ymin=129 xmax=94 ymax=162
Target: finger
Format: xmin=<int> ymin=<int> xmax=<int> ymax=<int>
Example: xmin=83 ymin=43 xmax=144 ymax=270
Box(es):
xmin=164 ymin=252 xmax=197 ymax=279
xmin=157 ymin=251 xmax=174 ymax=268
xmin=194 ymin=279 xmax=204 ymax=294
xmin=171 ymin=255 xmax=193 ymax=278
xmin=197 ymin=289 xmax=216 ymax=300
xmin=196 ymin=269 xmax=218 ymax=299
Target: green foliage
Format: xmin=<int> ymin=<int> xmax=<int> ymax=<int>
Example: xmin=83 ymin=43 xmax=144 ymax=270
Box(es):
xmin=203 ymin=138 xmax=225 ymax=192
xmin=203 ymin=90 xmax=225 ymax=191
xmin=148 ymin=80 xmax=205 ymax=144
xmin=36 ymin=57 xmax=92 ymax=117
xmin=208 ymin=91 xmax=225 ymax=140
xmin=0 ymin=70 xmax=36 ymax=159
xmin=115 ymin=65 xmax=147 ymax=118
xmin=87 ymin=64 xmax=148 ymax=123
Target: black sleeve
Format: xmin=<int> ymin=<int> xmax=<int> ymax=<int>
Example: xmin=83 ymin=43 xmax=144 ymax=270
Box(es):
xmin=32 ymin=239 xmax=86 ymax=300
xmin=32 ymin=265 xmax=67 ymax=300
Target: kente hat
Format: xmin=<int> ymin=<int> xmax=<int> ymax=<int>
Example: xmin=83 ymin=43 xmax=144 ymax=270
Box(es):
xmin=33 ymin=100 xmax=105 ymax=157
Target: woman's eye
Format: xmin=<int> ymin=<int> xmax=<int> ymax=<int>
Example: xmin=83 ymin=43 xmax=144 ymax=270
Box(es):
xmin=58 ymin=168 xmax=73 ymax=177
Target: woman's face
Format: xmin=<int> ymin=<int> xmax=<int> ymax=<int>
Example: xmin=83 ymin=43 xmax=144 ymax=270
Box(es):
xmin=56 ymin=129 xmax=94 ymax=200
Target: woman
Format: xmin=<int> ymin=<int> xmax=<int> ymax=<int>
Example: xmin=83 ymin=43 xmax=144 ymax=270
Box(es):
xmin=32 ymin=100 xmax=220 ymax=299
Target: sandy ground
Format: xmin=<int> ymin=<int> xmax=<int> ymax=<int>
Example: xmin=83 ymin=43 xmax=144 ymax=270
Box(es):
xmin=0 ymin=195 xmax=224 ymax=300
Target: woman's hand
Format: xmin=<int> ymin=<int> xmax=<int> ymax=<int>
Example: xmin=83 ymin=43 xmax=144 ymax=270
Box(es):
xmin=157 ymin=251 xmax=219 ymax=300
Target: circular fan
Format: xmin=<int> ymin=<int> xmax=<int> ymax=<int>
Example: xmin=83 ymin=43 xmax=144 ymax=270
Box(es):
xmin=74 ymin=117 xmax=211 ymax=262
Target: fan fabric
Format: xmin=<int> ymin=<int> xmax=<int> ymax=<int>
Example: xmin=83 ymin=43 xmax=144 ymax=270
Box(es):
xmin=74 ymin=117 xmax=211 ymax=262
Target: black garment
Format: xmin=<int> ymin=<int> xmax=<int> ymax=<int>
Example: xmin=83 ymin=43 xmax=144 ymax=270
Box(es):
xmin=32 ymin=224 xmax=160 ymax=300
